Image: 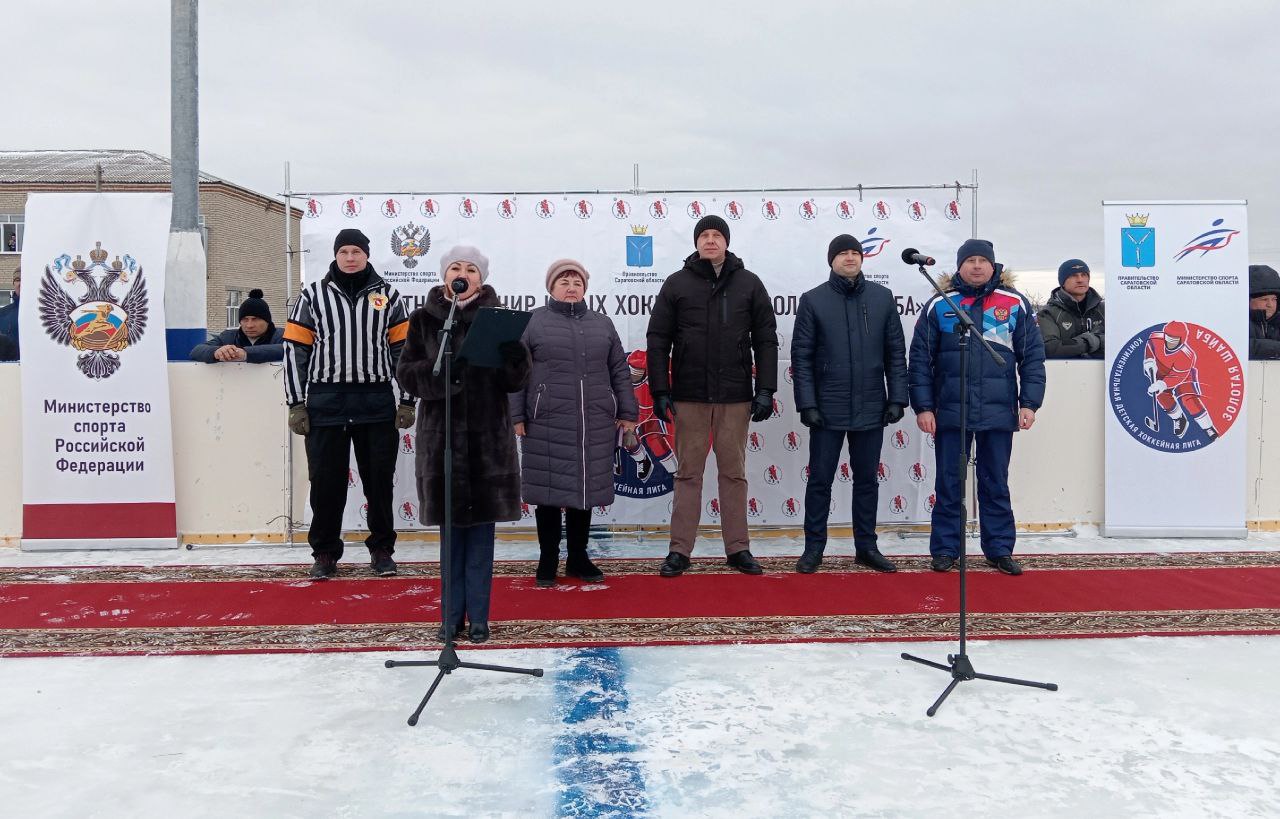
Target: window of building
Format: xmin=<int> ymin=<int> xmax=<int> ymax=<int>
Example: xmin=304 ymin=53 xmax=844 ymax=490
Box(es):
xmin=0 ymin=289 xmax=12 ymax=307
xmin=1 ymin=217 xmax=23 ymax=254
xmin=226 ymin=289 xmax=243 ymax=330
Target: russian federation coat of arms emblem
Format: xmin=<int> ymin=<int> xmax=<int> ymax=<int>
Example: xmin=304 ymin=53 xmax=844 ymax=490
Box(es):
xmin=39 ymin=241 xmax=149 ymax=379
xmin=390 ymin=222 xmax=430 ymax=268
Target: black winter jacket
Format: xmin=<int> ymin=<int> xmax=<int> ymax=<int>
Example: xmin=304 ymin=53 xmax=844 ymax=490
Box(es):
xmin=1249 ymin=264 xmax=1280 ymax=360
xmin=1037 ymin=287 xmax=1105 ymax=359
xmin=189 ymin=326 xmax=285 ymax=363
xmin=645 ymin=251 xmax=778 ymax=403
xmin=511 ymin=299 xmax=639 ymax=509
xmin=1249 ymin=309 xmax=1280 ymax=360
xmin=791 ymin=272 xmax=908 ymax=431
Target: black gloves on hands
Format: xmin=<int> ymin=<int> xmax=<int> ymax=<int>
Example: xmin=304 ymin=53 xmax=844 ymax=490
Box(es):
xmin=1078 ymin=332 xmax=1103 ymax=354
xmin=800 ymin=408 xmax=823 ymax=428
xmin=881 ymin=403 xmax=905 ymax=426
xmin=653 ymin=394 xmax=676 ymax=424
xmin=498 ymin=341 xmax=527 ymax=366
xmin=750 ymin=391 xmax=774 ymax=423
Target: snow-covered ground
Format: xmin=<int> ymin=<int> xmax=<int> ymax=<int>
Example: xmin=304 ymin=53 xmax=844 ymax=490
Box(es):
xmin=2 ymin=531 xmax=1277 ymax=817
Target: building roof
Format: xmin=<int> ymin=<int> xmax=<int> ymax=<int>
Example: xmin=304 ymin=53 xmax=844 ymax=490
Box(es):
xmin=0 ymin=149 xmax=294 ymax=214
xmin=0 ymin=149 xmax=231 ymax=185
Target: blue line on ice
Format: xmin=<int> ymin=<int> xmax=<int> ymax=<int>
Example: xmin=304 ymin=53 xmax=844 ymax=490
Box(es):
xmin=553 ymin=647 xmax=648 ymax=817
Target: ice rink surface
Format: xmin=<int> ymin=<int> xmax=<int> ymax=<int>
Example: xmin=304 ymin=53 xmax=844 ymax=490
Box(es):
xmin=2 ymin=530 xmax=1278 ymax=817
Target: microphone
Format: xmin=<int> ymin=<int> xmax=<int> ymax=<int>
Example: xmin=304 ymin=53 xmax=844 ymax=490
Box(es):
xmin=450 ymin=278 xmax=468 ymax=294
xmin=901 ymin=248 xmax=936 ymax=267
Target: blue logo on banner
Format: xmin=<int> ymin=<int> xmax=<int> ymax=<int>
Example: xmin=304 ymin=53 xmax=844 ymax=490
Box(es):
xmin=625 ymin=226 xmax=652 ymax=267
xmin=1121 ymin=213 xmax=1155 ymax=268
xmin=1174 ymin=218 xmax=1241 ymax=261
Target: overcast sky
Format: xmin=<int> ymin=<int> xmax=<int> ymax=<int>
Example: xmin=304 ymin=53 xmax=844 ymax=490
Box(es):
xmin=10 ymin=1 xmax=1279 ymax=297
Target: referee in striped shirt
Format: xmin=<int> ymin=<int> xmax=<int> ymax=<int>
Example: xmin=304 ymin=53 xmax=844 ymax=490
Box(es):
xmin=284 ymin=228 xmax=416 ymax=580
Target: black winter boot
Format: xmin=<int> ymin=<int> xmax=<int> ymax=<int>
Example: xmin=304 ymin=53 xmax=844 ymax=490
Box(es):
xmin=566 ymin=548 xmax=605 ymax=583
xmin=534 ymin=506 xmax=563 ymax=587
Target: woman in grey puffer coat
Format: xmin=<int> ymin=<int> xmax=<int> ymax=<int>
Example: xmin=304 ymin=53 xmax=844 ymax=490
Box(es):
xmin=511 ymin=260 xmax=639 ymax=586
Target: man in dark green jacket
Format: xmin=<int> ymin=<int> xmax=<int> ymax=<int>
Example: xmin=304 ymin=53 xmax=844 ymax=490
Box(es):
xmin=646 ymin=215 xmax=778 ymax=577
xmin=1038 ymin=259 xmax=1104 ymax=359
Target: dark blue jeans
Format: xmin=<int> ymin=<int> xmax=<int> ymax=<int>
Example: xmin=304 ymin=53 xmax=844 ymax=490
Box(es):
xmin=930 ymin=428 xmax=1015 ymax=559
xmin=440 ymin=522 xmax=496 ymax=627
xmin=804 ymin=427 xmax=884 ymax=554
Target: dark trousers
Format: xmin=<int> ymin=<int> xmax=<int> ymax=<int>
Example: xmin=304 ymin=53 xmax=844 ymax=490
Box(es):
xmin=534 ymin=506 xmax=592 ymax=555
xmin=304 ymin=420 xmax=398 ymax=561
xmin=804 ymin=427 xmax=884 ymax=554
xmin=441 ymin=522 xmax=496 ymax=627
xmin=930 ymin=428 xmax=1015 ymax=559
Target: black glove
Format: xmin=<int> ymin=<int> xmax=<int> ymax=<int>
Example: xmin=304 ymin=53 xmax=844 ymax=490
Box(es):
xmin=750 ymin=391 xmax=774 ymax=423
xmin=881 ymin=403 xmax=904 ymax=426
xmin=800 ymin=408 xmax=823 ymax=428
xmin=653 ymin=394 xmax=676 ymax=424
xmin=1078 ymin=332 xmax=1102 ymax=354
xmin=498 ymin=341 xmax=527 ymax=365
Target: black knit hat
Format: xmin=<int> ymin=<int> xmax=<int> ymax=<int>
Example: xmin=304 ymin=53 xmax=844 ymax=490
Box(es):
xmin=693 ymin=215 xmax=731 ymax=246
xmin=238 ymin=289 xmax=272 ymax=323
xmin=956 ymin=238 xmax=996 ymax=270
xmin=333 ymin=228 xmax=371 ymax=256
xmin=827 ymin=234 xmax=864 ymax=267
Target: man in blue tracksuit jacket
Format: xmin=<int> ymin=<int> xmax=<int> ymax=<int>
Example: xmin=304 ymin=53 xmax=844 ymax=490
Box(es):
xmin=908 ymin=239 xmax=1046 ymax=575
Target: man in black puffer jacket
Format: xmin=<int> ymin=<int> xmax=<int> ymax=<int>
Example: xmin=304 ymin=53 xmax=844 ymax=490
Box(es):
xmin=1038 ymin=259 xmax=1105 ymax=359
xmin=1248 ymin=264 xmax=1280 ymax=360
xmin=792 ymin=235 xmax=907 ymax=574
xmin=646 ymin=215 xmax=778 ymax=577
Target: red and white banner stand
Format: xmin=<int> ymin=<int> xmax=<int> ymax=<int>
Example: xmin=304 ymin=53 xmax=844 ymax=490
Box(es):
xmin=19 ymin=193 xmax=179 ymax=549
xmin=301 ymin=190 xmax=971 ymax=529
xmin=1102 ymin=200 xmax=1248 ymax=537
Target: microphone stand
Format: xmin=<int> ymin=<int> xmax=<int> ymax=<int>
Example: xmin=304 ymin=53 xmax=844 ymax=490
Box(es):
xmin=385 ymin=285 xmax=543 ymax=726
xmin=899 ymin=262 xmax=1057 ymax=716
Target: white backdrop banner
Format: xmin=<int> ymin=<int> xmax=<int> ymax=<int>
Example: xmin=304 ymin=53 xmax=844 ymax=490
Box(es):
xmin=19 ymin=193 xmax=178 ymax=549
xmin=300 ymin=189 xmax=972 ymax=528
xmin=1102 ymin=200 xmax=1248 ymax=537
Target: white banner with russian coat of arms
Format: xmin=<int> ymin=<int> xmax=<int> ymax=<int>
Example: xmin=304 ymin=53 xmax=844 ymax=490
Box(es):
xmin=19 ymin=193 xmax=178 ymax=549
xmin=300 ymin=189 xmax=972 ymax=529
xmin=1102 ymin=200 xmax=1248 ymax=537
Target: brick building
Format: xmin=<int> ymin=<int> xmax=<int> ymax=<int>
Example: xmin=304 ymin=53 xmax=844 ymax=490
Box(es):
xmin=0 ymin=149 xmax=300 ymax=336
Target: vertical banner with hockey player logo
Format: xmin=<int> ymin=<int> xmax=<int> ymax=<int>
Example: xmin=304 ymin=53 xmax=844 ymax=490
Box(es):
xmin=1102 ymin=201 xmax=1248 ymax=537
xmin=301 ymin=189 xmax=972 ymax=529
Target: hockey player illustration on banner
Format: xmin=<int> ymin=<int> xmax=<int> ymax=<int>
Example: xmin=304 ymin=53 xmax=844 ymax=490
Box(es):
xmin=1109 ymin=319 xmax=1243 ymax=452
xmin=1142 ymin=320 xmax=1218 ymax=440
xmin=614 ymin=349 xmax=678 ymax=496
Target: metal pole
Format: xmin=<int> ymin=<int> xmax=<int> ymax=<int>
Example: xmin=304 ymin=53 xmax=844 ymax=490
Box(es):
xmin=284 ymin=161 xmax=295 ymax=547
xmin=970 ymin=168 xmax=978 ymax=239
xmin=165 ymin=0 xmax=206 ymax=360
xmin=170 ymin=0 xmax=199 ymax=232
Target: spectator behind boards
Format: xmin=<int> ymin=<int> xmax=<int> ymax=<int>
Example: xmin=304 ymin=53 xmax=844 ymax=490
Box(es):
xmin=0 ymin=269 xmax=20 ymax=358
xmin=1037 ymin=259 xmax=1104 ymax=359
xmin=1248 ymin=264 xmax=1280 ymax=360
xmin=189 ymin=289 xmax=284 ymax=363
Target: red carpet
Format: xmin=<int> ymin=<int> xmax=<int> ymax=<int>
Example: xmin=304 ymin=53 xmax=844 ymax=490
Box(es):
xmin=2 ymin=553 xmax=1279 ymax=656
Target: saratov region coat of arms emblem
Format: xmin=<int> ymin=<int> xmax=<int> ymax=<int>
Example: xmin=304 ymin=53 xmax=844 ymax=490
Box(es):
xmin=39 ymin=241 xmax=149 ymax=379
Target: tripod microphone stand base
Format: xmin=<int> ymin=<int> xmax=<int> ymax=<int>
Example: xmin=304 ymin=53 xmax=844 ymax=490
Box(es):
xmin=901 ymin=649 xmax=1057 ymax=717
xmin=386 ymin=644 xmax=544 ymax=726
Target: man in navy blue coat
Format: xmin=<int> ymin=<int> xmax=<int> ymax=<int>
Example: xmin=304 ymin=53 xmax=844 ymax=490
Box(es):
xmin=791 ymin=235 xmax=908 ymax=574
xmin=908 ymin=239 xmax=1046 ymax=575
